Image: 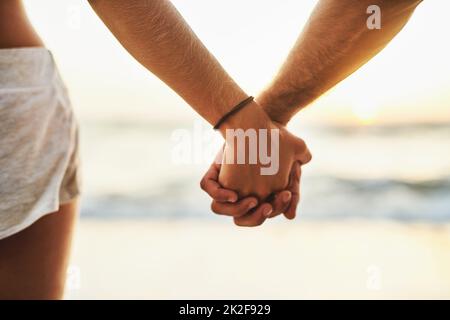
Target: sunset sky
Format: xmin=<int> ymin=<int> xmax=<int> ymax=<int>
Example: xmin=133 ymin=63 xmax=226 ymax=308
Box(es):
xmin=24 ymin=0 xmax=450 ymax=126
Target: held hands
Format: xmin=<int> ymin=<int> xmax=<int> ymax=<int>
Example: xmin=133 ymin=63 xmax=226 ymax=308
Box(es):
xmin=200 ymin=100 xmax=312 ymax=227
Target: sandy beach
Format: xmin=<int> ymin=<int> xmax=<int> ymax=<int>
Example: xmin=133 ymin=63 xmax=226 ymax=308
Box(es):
xmin=65 ymin=220 xmax=450 ymax=299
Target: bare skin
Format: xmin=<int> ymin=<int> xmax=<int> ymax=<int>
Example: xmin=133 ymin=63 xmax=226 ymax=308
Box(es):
xmin=0 ymin=1 xmax=78 ymax=300
xmin=1 ymin=0 xmax=422 ymax=298
xmin=0 ymin=0 xmax=43 ymax=48
xmin=0 ymin=0 xmax=297 ymax=299
xmin=203 ymin=0 xmax=423 ymax=224
xmin=0 ymin=200 xmax=78 ymax=299
xmin=87 ymin=0 xmax=307 ymax=224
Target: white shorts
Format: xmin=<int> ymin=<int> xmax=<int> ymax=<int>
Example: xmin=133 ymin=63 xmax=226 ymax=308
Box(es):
xmin=0 ymin=47 xmax=80 ymax=240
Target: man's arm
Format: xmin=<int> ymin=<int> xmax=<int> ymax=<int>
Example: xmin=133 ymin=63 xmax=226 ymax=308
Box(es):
xmin=201 ymin=0 xmax=423 ymax=222
xmin=88 ymin=0 xmax=262 ymax=134
xmin=258 ymin=0 xmax=423 ymax=125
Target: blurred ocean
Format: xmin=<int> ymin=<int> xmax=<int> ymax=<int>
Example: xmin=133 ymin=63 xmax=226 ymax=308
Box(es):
xmin=79 ymin=120 xmax=450 ymax=222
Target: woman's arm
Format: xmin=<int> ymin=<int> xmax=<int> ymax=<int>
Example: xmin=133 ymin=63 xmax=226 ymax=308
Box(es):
xmin=88 ymin=0 xmax=264 ymax=134
xmin=89 ymin=0 xmax=307 ymax=228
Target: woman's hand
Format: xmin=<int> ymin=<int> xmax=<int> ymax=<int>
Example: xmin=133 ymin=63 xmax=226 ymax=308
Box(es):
xmin=218 ymin=122 xmax=310 ymax=226
xmin=219 ymin=123 xmax=310 ymax=200
xmin=201 ymin=158 xmax=304 ymax=227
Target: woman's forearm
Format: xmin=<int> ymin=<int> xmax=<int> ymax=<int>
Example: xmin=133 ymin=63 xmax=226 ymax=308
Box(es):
xmin=258 ymin=0 xmax=423 ymax=125
xmin=88 ymin=0 xmax=254 ymax=132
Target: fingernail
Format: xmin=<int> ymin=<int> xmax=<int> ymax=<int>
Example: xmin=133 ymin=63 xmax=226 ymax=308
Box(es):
xmin=228 ymin=195 xmax=237 ymax=203
xmin=283 ymin=192 xmax=291 ymax=202
xmin=248 ymin=201 xmax=257 ymax=210
xmin=263 ymin=207 xmax=273 ymax=217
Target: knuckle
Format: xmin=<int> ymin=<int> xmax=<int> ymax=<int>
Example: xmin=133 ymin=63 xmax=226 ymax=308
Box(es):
xmin=297 ymin=138 xmax=307 ymax=150
xmin=210 ymin=202 xmax=220 ymax=214
xmin=229 ymin=209 xmax=243 ymax=218
xmin=271 ymin=202 xmax=282 ymax=214
xmin=215 ymin=190 xmax=227 ymax=202
xmin=236 ymin=217 xmax=264 ymax=227
xmin=253 ymin=219 xmax=264 ymax=227
xmin=254 ymin=187 xmax=271 ymax=201
xmin=235 ymin=204 xmax=250 ymax=216
xmin=234 ymin=218 xmax=252 ymax=227
xmin=199 ymin=178 xmax=206 ymax=191
xmin=233 ymin=218 xmax=244 ymax=227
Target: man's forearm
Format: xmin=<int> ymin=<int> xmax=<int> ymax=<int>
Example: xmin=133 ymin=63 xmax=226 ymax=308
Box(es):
xmin=258 ymin=0 xmax=423 ymax=125
xmin=88 ymin=0 xmax=250 ymax=131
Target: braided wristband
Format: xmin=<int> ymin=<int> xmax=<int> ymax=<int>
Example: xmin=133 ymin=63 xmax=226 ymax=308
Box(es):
xmin=213 ymin=96 xmax=254 ymax=130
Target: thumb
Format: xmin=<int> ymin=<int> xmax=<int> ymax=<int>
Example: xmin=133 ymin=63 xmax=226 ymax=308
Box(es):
xmin=293 ymin=138 xmax=312 ymax=165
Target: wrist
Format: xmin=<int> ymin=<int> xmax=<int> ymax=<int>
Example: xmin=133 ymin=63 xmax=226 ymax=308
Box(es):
xmin=263 ymin=106 xmax=291 ymax=126
xmin=256 ymin=94 xmax=291 ymax=126
xmin=218 ymin=100 xmax=273 ymax=137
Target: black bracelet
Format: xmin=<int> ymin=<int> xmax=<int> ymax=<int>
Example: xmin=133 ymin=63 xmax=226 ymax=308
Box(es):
xmin=213 ymin=96 xmax=254 ymax=130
